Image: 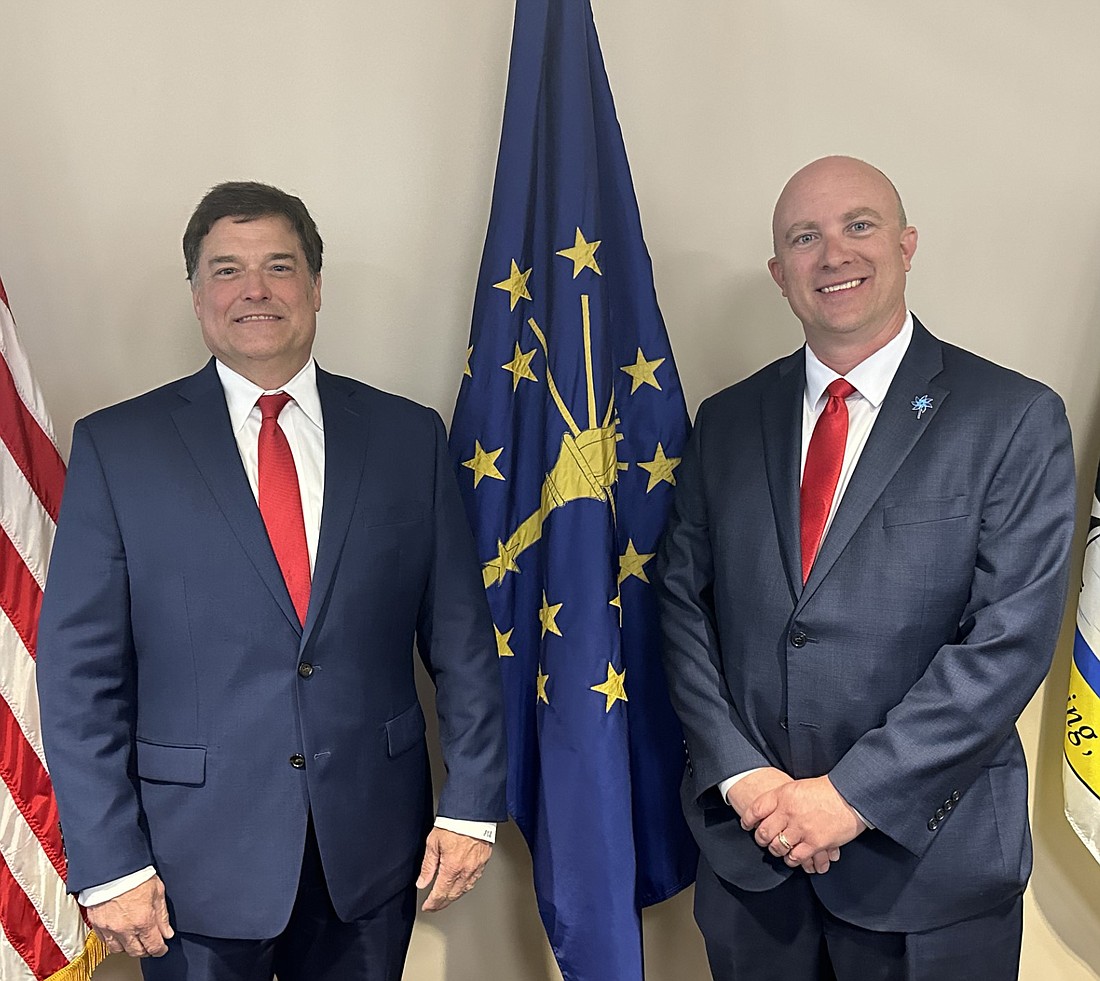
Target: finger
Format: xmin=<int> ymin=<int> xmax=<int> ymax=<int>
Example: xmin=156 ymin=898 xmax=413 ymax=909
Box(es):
xmin=810 ymin=851 xmax=831 ymax=874
xmin=416 ymin=840 xmax=441 ymax=890
xmin=828 ymin=847 xmax=841 ymax=863
xmin=120 ymin=930 xmax=149 ymax=959
xmin=156 ymin=896 xmax=175 ymax=941
xmin=137 ymin=925 xmax=170 ymax=958
xmin=98 ymin=930 xmax=125 ymax=956
xmin=767 ymin=831 xmax=796 ymax=857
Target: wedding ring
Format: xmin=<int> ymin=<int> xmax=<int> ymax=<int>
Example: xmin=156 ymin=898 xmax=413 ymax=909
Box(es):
xmin=777 ymin=832 xmax=793 ymax=852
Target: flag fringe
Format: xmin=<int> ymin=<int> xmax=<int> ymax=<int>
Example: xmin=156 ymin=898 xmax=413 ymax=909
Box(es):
xmin=43 ymin=932 xmax=109 ymax=981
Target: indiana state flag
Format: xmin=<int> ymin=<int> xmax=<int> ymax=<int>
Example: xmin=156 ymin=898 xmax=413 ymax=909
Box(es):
xmin=449 ymin=0 xmax=697 ymax=976
xmin=1065 ymin=461 xmax=1100 ymax=864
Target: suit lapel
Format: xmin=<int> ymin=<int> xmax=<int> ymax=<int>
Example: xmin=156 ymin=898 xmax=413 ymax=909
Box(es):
xmin=170 ymin=360 xmax=301 ymax=632
xmin=800 ymin=318 xmax=949 ymax=604
xmin=301 ymin=368 xmax=371 ymax=647
xmin=761 ymin=349 xmax=806 ymax=599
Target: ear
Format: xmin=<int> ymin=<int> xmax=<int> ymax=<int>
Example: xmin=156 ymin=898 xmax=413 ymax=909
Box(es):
xmin=191 ymin=282 xmax=203 ymax=320
xmin=899 ymin=226 xmax=918 ymax=272
xmin=767 ymin=256 xmax=787 ymax=296
xmin=312 ymin=273 xmax=322 ymax=312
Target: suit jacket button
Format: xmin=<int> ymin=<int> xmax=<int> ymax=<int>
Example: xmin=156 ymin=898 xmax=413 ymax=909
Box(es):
xmin=952 ymin=790 xmax=961 ymax=802
xmin=944 ymin=799 xmax=955 ymax=811
xmin=928 ymin=817 xmax=939 ymax=831
xmin=790 ymin=630 xmax=807 ymax=648
xmin=935 ymin=807 xmax=946 ymax=820
xmin=298 ymin=662 xmax=314 ymax=678
xmin=289 ymin=754 xmax=306 ymax=769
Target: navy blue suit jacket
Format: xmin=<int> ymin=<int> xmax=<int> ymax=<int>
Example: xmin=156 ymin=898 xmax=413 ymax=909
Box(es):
xmin=37 ymin=359 xmax=507 ymax=939
xmin=657 ymin=319 xmax=1075 ymax=932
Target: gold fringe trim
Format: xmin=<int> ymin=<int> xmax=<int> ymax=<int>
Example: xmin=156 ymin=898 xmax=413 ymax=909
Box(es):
xmin=43 ymin=931 xmax=110 ymax=981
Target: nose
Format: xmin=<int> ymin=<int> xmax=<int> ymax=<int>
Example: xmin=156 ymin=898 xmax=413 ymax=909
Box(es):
xmin=240 ymin=268 xmax=271 ymax=302
xmin=820 ymin=233 xmax=853 ymax=269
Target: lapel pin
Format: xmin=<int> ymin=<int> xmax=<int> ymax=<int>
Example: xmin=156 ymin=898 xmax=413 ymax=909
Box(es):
xmin=911 ymin=395 xmax=934 ymax=419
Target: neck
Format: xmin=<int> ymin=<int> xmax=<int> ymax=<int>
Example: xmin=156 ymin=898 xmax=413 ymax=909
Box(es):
xmin=221 ymin=356 xmax=310 ymax=392
xmin=806 ymin=309 xmax=906 ymax=375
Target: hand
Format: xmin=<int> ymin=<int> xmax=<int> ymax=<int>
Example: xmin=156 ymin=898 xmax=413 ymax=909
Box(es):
xmin=86 ymin=875 xmax=173 ymax=958
xmin=416 ymin=828 xmax=493 ymax=912
xmin=723 ymin=767 xmax=793 ymax=818
xmin=743 ymin=775 xmax=866 ymax=869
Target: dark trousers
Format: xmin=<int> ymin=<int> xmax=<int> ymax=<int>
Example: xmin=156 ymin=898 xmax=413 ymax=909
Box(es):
xmin=694 ymin=855 xmax=1023 ymax=981
xmin=142 ymin=819 xmax=416 ymax=981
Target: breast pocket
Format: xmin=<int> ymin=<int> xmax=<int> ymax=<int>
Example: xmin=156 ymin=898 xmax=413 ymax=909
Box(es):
xmin=882 ymin=495 xmax=970 ymax=528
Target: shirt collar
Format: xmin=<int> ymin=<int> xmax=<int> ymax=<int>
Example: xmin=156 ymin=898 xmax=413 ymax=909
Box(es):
xmin=215 ymin=358 xmax=324 ymax=435
xmin=804 ymin=312 xmax=913 ymax=411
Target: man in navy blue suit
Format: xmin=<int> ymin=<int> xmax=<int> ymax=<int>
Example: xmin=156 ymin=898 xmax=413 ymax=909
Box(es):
xmin=37 ymin=182 xmax=507 ymax=980
xmin=658 ymin=156 xmax=1076 ymax=979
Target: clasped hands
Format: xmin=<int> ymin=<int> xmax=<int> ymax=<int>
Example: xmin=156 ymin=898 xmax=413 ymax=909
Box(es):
xmin=726 ymin=768 xmax=866 ymax=875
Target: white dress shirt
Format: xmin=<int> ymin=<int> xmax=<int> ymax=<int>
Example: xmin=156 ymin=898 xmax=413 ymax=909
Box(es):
xmin=717 ymin=314 xmax=914 ymax=814
xmin=80 ymin=358 xmax=493 ymax=908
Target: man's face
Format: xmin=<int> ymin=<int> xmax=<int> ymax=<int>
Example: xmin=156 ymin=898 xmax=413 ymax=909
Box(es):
xmin=767 ymin=157 xmax=917 ymax=353
xmin=191 ymin=214 xmax=321 ymax=386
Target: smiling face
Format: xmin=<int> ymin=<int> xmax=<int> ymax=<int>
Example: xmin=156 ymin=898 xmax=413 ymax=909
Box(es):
xmin=191 ymin=214 xmax=321 ymax=388
xmin=768 ymin=157 xmax=917 ymax=369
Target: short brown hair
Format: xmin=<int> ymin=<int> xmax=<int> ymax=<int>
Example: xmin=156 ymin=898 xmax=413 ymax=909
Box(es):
xmin=183 ymin=181 xmax=323 ymax=281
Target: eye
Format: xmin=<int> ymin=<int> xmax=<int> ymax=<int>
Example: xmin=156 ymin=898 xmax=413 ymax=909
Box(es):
xmin=849 ymin=221 xmax=872 ymax=232
xmin=269 ymin=264 xmax=293 ymax=273
xmin=794 ymin=233 xmax=816 ymax=246
xmin=213 ymin=267 xmax=237 ymax=277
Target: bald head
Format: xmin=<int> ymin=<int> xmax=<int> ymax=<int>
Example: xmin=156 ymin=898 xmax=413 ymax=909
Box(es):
xmin=772 ymin=156 xmax=907 ymax=254
xmin=765 ymin=155 xmax=918 ymax=373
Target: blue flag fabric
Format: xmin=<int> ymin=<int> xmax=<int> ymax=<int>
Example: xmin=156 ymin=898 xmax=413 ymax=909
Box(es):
xmin=449 ymin=1 xmax=697 ymax=977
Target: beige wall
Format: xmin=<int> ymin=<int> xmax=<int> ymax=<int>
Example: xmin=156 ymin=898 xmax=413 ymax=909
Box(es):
xmin=2 ymin=1 xmax=1099 ymax=977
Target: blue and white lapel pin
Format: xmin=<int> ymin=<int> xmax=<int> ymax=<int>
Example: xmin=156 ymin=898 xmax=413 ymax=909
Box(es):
xmin=911 ymin=394 xmax=934 ymax=419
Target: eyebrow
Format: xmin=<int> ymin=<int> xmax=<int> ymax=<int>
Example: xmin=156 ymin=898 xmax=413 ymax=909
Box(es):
xmin=205 ymin=252 xmax=298 ymax=266
xmin=841 ymin=208 xmax=885 ymax=223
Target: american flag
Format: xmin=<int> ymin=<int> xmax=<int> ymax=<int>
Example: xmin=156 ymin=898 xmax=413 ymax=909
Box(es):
xmin=0 ymin=275 xmax=106 ymax=979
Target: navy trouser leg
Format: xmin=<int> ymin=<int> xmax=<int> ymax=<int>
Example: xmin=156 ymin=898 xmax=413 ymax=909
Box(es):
xmin=142 ymin=817 xmax=416 ymax=981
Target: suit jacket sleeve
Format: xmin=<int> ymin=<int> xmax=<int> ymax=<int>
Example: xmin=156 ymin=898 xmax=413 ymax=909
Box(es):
xmin=657 ymin=399 xmax=773 ymax=800
xmin=829 ymin=386 xmax=1076 ymax=856
xmin=415 ymin=411 xmax=508 ymax=822
xmin=36 ymin=419 xmax=153 ymax=892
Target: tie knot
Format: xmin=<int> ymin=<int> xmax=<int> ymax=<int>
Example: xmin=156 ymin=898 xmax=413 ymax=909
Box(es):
xmin=826 ymin=378 xmax=857 ymax=401
xmin=258 ymin=392 xmax=293 ymax=421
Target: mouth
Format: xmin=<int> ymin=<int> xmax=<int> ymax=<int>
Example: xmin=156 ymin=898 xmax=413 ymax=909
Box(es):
xmin=233 ymin=313 xmax=282 ymax=323
xmin=818 ymin=278 xmax=865 ymax=294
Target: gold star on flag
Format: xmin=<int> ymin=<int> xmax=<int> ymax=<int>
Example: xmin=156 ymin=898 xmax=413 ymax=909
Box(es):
xmin=620 ymin=348 xmax=665 ymax=394
xmin=501 ymin=342 xmax=538 ymax=391
xmin=493 ymin=260 xmax=533 ymax=310
xmin=539 ymin=592 xmax=563 ymax=638
xmin=590 ymin=663 xmax=628 ymax=713
xmin=609 ymin=588 xmax=622 ymax=626
xmin=486 ymin=538 xmax=521 ymax=585
xmin=462 ymin=440 xmax=505 ymax=488
xmin=536 ymin=665 xmax=550 ymax=705
xmin=638 ymin=443 xmax=681 ymax=493
xmin=618 ymin=539 xmax=655 ymax=585
xmin=464 ymin=346 xmax=473 ymax=379
xmin=494 ymin=625 xmax=515 ymax=658
xmin=556 ymin=227 xmax=602 ymax=278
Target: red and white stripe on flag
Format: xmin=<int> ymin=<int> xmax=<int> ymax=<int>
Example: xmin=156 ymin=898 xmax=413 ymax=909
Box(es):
xmin=0 ymin=276 xmax=106 ymax=979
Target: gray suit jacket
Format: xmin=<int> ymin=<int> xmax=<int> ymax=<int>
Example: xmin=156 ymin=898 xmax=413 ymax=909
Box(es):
xmin=657 ymin=318 xmax=1075 ymax=932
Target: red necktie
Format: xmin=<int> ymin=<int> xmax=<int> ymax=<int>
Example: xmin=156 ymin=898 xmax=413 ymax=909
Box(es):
xmin=800 ymin=378 xmax=857 ymax=584
xmin=257 ymin=393 xmax=311 ymax=625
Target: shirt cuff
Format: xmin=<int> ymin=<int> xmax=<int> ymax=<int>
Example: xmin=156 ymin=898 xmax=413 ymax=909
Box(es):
xmin=718 ymin=768 xmax=766 ymax=806
xmin=78 ymin=866 xmax=157 ymax=907
xmin=434 ymin=816 xmax=496 ymax=844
